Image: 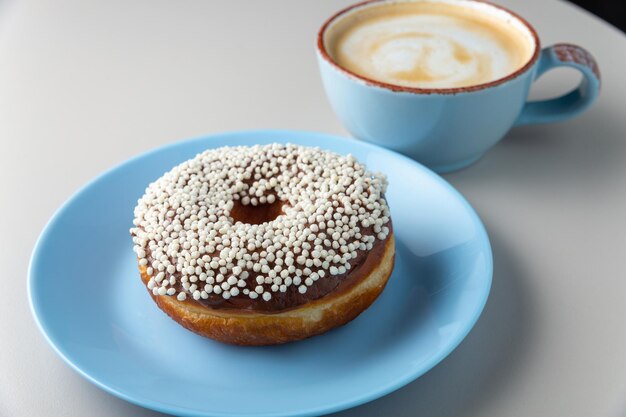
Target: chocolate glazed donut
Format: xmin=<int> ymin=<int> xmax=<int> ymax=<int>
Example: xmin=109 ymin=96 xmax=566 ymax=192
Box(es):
xmin=130 ymin=143 xmax=395 ymax=345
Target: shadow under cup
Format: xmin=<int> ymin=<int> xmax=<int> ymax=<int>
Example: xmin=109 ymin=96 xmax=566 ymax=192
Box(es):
xmin=316 ymin=0 xmax=601 ymax=173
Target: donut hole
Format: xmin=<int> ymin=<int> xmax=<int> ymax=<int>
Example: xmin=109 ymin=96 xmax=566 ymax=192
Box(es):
xmin=230 ymin=198 xmax=284 ymax=225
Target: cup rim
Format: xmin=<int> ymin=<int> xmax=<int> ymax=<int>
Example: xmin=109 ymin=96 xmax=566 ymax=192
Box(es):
xmin=316 ymin=0 xmax=542 ymax=94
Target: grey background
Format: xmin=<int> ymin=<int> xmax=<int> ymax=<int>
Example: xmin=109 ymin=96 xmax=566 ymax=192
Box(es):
xmin=1 ymin=0 xmax=625 ymax=416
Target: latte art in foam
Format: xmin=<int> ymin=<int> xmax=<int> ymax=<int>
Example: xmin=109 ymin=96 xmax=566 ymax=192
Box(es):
xmin=325 ymin=1 xmax=535 ymax=89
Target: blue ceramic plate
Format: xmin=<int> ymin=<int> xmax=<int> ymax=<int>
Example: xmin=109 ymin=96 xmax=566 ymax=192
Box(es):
xmin=29 ymin=131 xmax=492 ymax=417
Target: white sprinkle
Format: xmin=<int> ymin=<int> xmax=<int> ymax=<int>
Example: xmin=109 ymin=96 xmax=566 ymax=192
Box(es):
xmin=130 ymin=144 xmax=390 ymax=303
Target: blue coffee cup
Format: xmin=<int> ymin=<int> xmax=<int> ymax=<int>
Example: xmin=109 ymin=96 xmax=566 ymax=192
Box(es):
xmin=316 ymin=0 xmax=601 ymax=173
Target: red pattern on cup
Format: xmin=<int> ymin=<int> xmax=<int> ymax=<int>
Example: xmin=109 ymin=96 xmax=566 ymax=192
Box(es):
xmin=553 ymin=43 xmax=600 ymax=80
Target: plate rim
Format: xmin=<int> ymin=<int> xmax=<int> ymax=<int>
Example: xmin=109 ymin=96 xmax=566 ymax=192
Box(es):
xmin=28 ymin=129 xmax=493 ymax=417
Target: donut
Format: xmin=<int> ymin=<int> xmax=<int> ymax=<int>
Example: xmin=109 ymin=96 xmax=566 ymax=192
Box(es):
xmin=130 ymin=143 xmax=394 ymax=345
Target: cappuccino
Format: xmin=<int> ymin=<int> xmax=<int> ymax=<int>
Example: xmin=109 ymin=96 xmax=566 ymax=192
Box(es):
xmin=324 ymin=0 xmax=535 ymax=89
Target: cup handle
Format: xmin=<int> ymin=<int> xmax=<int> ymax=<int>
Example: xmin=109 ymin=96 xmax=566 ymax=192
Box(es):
xmin=514 ymin=43 xmax=601 ymax=126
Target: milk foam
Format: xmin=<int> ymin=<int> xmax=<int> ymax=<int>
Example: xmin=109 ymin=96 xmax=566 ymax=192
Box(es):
xmin=326 ymin=2 xmax=534 ymax=89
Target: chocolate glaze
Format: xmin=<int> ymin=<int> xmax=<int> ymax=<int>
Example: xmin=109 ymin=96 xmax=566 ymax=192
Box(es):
xmin=144 ymin=220 xmax=393 ymax=313
xmin=191 ymin=222 xmax=392 ymax=312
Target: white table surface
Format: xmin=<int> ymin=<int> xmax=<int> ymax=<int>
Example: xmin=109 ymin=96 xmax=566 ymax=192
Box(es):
xmin=2 ymin=0 xmax=626 ymax=416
